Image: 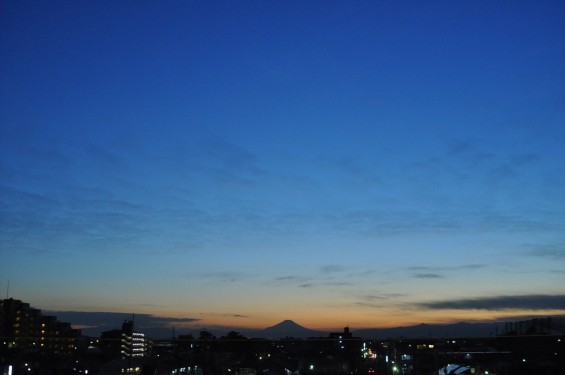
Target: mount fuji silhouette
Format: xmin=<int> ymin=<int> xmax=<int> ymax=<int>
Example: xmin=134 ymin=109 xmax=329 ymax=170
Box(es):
xmin=261 ymin=319 xmax=323 ymax=338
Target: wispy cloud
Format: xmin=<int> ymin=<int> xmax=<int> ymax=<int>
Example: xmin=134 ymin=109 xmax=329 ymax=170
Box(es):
xmin=199 ymin=271 xmax=250 ymax=283
xmin=222 ymin=313 xmax=249 ymax=318
xmin=198 ymin=312 xmax=250 ymax=318
xmin=361 ymin=293 xmax=406 ymax=301
xmin=407 ymin=264 xmax=485 ymax=272
xmin=268 ymin=275 xmax=311 ymax=287
xmin=406 ymin=264 xmax=485 ymax=279
xmin=84 ymin=143 xmax=128 ymax=175
xmin=510 ymin=153 xmax=540 ymax=166
xmin=325 ymin=281 xmax=353 ymax=287
xmin=417 ymin=294 xmax=565 ymax=311
xmin=414 ymin=273 xmax=444 ymax=279
xmin=159 ymin=138 xmax=266 ymax=187
xmin=354 ymin=292 xmax=408 ymax=308
xmin=321 ymin=265 xmax=346 ymax=273
xmin=0 ymin=184 xmax=161 ymax=254
xmin=525 ymin=244 xmax=565 ymax=260
xmin=268 ymin=271 xmax=353 ymax=289
xmin=273 ymin=275 xmax=300 ymax=282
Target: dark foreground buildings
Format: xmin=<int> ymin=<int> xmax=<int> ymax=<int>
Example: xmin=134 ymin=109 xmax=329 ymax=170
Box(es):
xmin=0 ymin=298 xmax=85 ymax=374
xmin=0 ymin=298 xmax=82 ymax=355
xmin=1 ymin=298 xmax=564 ymax=374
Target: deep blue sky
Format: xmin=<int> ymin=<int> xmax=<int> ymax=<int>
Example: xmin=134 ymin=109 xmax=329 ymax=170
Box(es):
xmin=1 ymin=0 xmax=564 ymax=332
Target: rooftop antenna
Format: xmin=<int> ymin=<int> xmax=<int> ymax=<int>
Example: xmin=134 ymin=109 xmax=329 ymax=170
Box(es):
xmin=6 ymin=279 xmax=9 ymax=299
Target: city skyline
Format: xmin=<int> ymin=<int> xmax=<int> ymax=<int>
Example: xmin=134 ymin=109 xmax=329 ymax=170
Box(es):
xmin=4 ymin=296 xmax=563 ymax=340
xmin=1 ymin=1 xmax=564 ymax=333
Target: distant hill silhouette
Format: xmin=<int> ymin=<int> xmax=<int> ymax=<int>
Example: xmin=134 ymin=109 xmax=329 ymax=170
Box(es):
xmin=260 ymin=320 xmax=323 ymax=338
xmin=353 ymin=322 xmax=505 ymax=339
xmin=245 ymin=320 xmax=504 ymax=339
xmin=253 ymin=320 xmax=504 ymax=339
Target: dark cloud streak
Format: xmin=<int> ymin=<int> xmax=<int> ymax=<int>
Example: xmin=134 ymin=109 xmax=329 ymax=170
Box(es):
xmin=418 ymin=294 xmax=565 ymax=311
xmin=414 ymin=273 xmax=443 ymax=279
xmin=526 ymin=244 xmax=565 ymax=260
xmin=45 ymin=311 xmax=201 ymax=338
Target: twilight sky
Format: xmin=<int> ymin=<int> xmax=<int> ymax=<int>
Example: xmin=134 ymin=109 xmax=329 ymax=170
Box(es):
xmin=1 ymin=0 xmax=564 ymax=334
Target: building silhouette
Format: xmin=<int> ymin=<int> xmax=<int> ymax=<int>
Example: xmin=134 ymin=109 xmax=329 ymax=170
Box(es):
xmin=0 ymin=298 xmax=81 ymax=356
xmin=100 ymin=319 xmax=148 ymax=359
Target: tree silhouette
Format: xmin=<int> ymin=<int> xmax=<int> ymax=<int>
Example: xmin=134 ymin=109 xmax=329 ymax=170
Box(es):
xmin=223 ymin=331 xmax=246 ymax=341
xmin=198 ymin=330 xmax=216 ymax=340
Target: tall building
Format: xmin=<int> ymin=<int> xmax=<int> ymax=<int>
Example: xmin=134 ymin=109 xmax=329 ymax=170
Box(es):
xmin=0 ymin=298 xmax=82 ymax=355
xmin=121 ymin=320 xmax=147 ymax=358
xmin=100 ymin=320 xmax=148 ymax=359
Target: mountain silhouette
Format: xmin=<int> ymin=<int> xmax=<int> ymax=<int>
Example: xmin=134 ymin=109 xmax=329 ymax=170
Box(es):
xmin=261 ymin=320 xmax=323 ymax=338
xmin=353 ymin=322 xmax=505 ymax=339
xmin=45 ymin=309 xmax=565 ymax=339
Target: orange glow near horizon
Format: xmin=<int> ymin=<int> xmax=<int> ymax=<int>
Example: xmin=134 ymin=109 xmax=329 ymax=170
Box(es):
xmin=141 ymin=307 xmax=565 ymax=333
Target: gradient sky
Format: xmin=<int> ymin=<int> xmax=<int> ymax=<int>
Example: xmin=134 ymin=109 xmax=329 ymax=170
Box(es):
xmin=1 ymin=0 xmax=564 ymax=334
